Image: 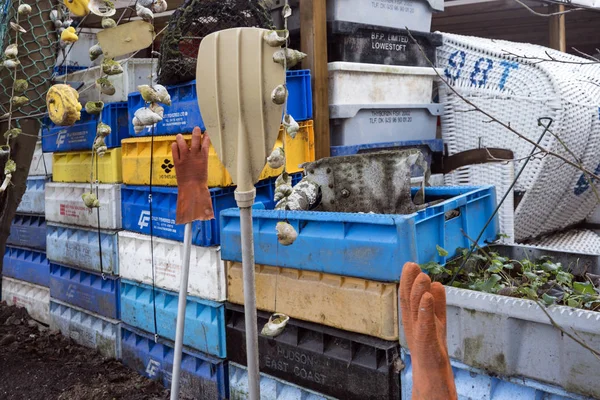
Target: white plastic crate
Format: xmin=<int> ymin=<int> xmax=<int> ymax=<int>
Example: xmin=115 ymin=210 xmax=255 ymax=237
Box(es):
xmin=50 ymin=299 xmax=121 ymax=359
xmin=66 ymin=58 xmax=156 ymax=105
xmin=118 ymin=231 xmax=225 ymax=301
xmin=1 ymin=277 xmax=50 ymax=325
xmin=326 ymin=0 xmax=443 ymax=32
xmin=328 ymin=63 xmax=439 ymax=106
xmin=29 ymin=141 xmax=52 ymax=176
xmin=45 ymin=182 xmax=122 ymax=230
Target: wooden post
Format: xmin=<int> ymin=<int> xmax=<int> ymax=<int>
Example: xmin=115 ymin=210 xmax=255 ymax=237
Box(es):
xmin=549 ymin=4 xmax=566 ymax=52
xmin=300 ymin=0 xmax=330 ymax=159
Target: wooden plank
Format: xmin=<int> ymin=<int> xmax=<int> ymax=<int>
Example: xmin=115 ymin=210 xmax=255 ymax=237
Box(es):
xmin=300 ymin=0 xmax=330 ymax=160
xmin=548 ymin=4 xmax=566 ymax=51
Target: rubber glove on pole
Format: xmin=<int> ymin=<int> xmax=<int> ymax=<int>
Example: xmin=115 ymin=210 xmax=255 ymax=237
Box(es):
xmin=400 ymin=262 xmax=457 ymax=400
xmin=171 ymin=127 xmax=215 ymax=224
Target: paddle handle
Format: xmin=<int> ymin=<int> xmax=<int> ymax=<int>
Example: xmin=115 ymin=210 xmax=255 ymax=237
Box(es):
xmin=236 ymin=189 xmax=260 ymax=400
xmin=170 ymin=223 xmax=193 ymax=400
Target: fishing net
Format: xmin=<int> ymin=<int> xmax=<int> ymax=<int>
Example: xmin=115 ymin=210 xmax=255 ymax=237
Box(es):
xmin=157 ymin=0 xmax=274 ymax=85
xmin=0 ymin=0 xmax=59 ymax=120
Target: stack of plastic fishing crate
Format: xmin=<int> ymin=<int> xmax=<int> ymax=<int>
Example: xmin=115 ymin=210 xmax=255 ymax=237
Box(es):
xmin=2 ymin=139 xmax=52 ymax=325
xmin=323 ymin=0 xmax=444 ymax=178
xmin=41 ymin=97 xmax=127 ymax=359
xmin=118 ymin=72 xmax=313 ymax=398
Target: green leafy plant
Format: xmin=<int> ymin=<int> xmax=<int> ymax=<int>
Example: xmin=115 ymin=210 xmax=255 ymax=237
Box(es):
xmin=421 ymin=247 xmax=600 ymax=312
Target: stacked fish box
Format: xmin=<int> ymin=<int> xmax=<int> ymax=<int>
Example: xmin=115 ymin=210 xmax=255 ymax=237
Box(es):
xmin=2 ymin=139 xmax=53 ymax=325
xmin=323 ymin=0 xmax=444 ymax=176
xmin=118 ymin=73 xmax=313 ymax=398
xmin=42 ymin=103 xmax=126 ymax=360
xmin=221 ymin=185 xmax=499 ymax=399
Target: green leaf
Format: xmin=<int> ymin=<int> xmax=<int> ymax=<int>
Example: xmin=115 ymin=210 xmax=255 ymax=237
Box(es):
xmin=487 ymin=261 xmax=503 ymax=274
xmin=503 ymin=263 xmax=514 ymax=270
xmin=436 ymin=245 xmax=449 ymax=257
xmin=541 ymin=261 xmax=559 ymax=272
xmin=523 ymin=271 xmax=538 ymax=281
xmin=574 ymin=282 xmax=596 ymax=295
xmin=519 ymin=286 xmax=538 ymax=299
xmin=420 ymin=262 xmax=449 ymax=277
xmin=471 ymin=253 xmax=488 ymax=262
xmin=479 ymin=274 xmax=502 ymax=293
xmin=567 ymin=298 xmax=579 ymax=308
xmin=556 ymin=270 xmax=573 ymax=286
xmin=542 ymin=293 xmax=557 ymax=306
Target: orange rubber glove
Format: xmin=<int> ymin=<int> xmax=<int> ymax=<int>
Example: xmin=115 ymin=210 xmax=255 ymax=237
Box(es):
xmin=400 ymin=262 xmax=457 ymax=400
xmin=171 ymin=127 xmax=215 ymax=224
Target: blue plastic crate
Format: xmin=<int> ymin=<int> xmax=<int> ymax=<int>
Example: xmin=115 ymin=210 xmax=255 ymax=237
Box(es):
xmin=49 ymin=263 xmax=120 ymax=319
xmin=401 ymin=349 xmax=593 ymax=400
xmin=220 ymin=186 xmax=498 ymax=282
xmin=42 ymin=102 xmax=129 ymax=152
xmin=128 ymin=71 xmax=312 ymax=137
xmin=53 ymin=65 xmax=87 ymax=76
xmin=286 ymin=69 xmax=313 ymax=122
xmin=3 ymin=246 xmax=50 ymax=287
xmin=17 ymin=176 xmax=48 ymax=214
xmin=121 ymin=324 xmax=229 ymax=400
xmin=8 ymin=214 xmax=46 ymax=250
xmin=121 ymin=174 xmax=301 ymax=246
xmin=46 ymin=223 xmax=119 ymax=276
xmin=120 ymin=280 xmax=226 ymax=358
xmin=127 ymin=80 xmax=205 ymax=137
xmin=330 ymin=139 xmax=443 ymax=177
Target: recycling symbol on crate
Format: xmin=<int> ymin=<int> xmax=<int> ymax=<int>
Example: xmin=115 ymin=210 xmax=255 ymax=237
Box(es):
xmin=161 ymin=159 xmax=174 ymax=174
xmin=574 ymin=163 xmax=600 ymax=196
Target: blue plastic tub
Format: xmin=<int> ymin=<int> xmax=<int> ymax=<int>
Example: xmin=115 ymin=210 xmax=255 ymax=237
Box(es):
xmin=46 ymin=223 xmax=119 ymax=276
xmin=8 ymin=214 xmax=46 ymax=250
xmin=286 ymin=69 xmax=313 ymax=122
xmin=121 ymin=324 xmax=229 ymax=400
xmin=49 ymin=263 xmax=120 ymax=319
xmin=121 ymin=174 xmax=302 ymax=246
xmin=128 ymin=71 xmax=312 ymax=136
xmin=220 ymin=186 xmax=498 ymax=282
xmin=401 ymin=349 xmax=593 ymax=400
xmin=330 ymin=139 xmax=443 ymax=177
xmin=3 ymin=246 xmax=50 ymax=287
xmin=17 ymin=176 xmax=48 ymax=214
xmin=53 ymin=65 xmax=87 ymax=76
xmin=42 ymin=102 xmax=129 ymax=152
xmin=120 ymin=280 xmax=226 ymax=358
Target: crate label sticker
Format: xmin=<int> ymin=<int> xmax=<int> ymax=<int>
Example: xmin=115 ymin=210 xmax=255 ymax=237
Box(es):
xmin=146 ymin=359 xmax=161 ymax=377
xmin=370 ymin=32 xmax=409 ymax=52
xmin=12 ymin=227 xmax=30 ymax=242
xmin=138 ymin=210 xmax=177 ymax=234
xmin=60 ymin=203 xmax=87 ymax=218
xmin=371 ymin=0 xmax=416 ymax=13
xmin=59 ymin=129 xmax=89 ymax=147
xmin=369 ymin=109 xmax=413 ymax=124
xmin=162 ymin=111 xmax=189 ymax=128
xmin=159 ymin=158 xmax=177 ymax=181
xmin=264 ymin=345 xmax=328 ymax=385
xmin=155 ymin=263 xmax=180 ymax=280
xmin=65 ymin=240 xmax=92 ymax=262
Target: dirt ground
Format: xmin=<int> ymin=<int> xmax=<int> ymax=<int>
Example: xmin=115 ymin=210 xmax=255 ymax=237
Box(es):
xmin=0 ymin=301 xmax=170 ymax=400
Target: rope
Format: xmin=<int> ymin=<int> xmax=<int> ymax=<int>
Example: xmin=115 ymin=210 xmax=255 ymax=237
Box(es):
xmin=148 ymin=37 xmax=159 ymax=343
xmin=95 ymin=147 xmax=105 ymax=279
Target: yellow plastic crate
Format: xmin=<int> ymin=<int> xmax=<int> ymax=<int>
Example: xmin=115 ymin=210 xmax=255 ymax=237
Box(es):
xmin=52 ymin=148 xmax=122 ymax=183
xmin=227 ymin=262 xmax=399 ymax=341
xmin=121 ymin=120 xmax=315 ymax=187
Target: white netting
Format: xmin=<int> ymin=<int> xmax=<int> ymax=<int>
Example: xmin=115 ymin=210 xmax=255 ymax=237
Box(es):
xmin=445 ymin=162 xmax=515 ymax=243
xmin=437 ymin=33 xmax=600 ymax=241
xmin=522 ymin=229 xmax=600 ymax=255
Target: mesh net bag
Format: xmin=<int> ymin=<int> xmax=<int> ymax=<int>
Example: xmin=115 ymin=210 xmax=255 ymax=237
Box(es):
xmin=436 ymin=33 xmax=600 ymax=241
xmin=157 ymin=0 xmax=274 ymax=85
xmin=0 ymin=0 xmax=59 ymax=121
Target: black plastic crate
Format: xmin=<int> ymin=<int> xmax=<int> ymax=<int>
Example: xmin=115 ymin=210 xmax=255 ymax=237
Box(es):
xmin=226 ymin=304 xmax=401 ymax=400
xmin=328 ymin=21 xmax=442 ymax=67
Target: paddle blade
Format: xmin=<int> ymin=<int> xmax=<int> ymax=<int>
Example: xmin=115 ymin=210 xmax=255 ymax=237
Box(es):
xmin=97 ymin=21 xmax=155 ymax=59
xmin=196 ymin=28 xmax=285 ymax=192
